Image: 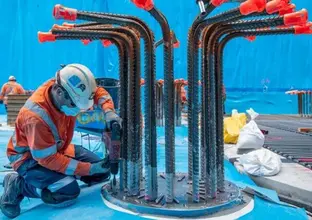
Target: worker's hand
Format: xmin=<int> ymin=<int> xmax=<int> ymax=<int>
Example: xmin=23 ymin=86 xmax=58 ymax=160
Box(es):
xmin=105 ymin=111 xmax=122 ymax=130
xmin=0 ymin=100 xmax=3 ymax=104
xmin=89 ymin=158 xmax=110 ymax=176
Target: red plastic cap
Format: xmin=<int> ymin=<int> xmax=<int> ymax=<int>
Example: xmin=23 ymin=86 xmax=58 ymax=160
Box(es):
xmin=211 ymin=0 xmax=228 ymax=7
xmin=81 ymin=39 xmax=92 ymax=45
xmin=38 ymin=32 xmax=56 ymax=43
xmin=266 ymin=0 xmax=288 ymax=14
xmin=173 ymin=40 xmax=180 ymax=48
xmin=62 ymin=22 xmax=76 ymax=28
xmin=245 ymin=36 xmax=256 ymax=42
xmin=239 ymin=0 xmax=266 ymax=15
xmin=294 ymin=22 xmax=312 ymax=35
xmin=140 ymin=78 xmax=145 ymax=86
xmin=53 ymin=4 xmax=77 ymax=21
xmin=102 ymin=40 xmax=113 ymax=47
xmin=284 ymin=9 xmax=308 ymax=26
xmin=52 ymin=24 xmax=72 ymax=30
xmin=157 ymin=79 xmax=164 ymax=85
xmin=131 ymin=0 xmax=154 ymax=11
xmin=279 ymin=4 xmax=296 ymax=16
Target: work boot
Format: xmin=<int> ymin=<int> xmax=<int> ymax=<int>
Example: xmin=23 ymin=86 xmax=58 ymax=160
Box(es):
xmin=0 ymin=173 xmax=24 ymax=218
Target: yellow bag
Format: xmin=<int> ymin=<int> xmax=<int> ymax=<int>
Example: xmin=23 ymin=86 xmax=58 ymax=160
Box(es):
xmin=224 ymin=111 xmax=247 ymax=144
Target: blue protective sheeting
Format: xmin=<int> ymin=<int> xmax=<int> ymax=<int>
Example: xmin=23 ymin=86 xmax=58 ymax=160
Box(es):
xmin=1 ymin=1 xmax=312 ymax=114
xmin=239 ymin=196 xmax=308 ymax=220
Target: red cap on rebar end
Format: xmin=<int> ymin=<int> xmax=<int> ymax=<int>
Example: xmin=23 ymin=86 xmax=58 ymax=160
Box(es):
xmin=102 ymin=40 xmax=113 ymax=47
xmin=131 ymin=0 xmax=154 ymax=11
xmin=53 ymin=4 xmax=77 ymax=21
xmin=266 ymin=0 xmax=288 ymax=14
xmin=294 ymin=22 xmax=312 ymax=35
xmin=38 ymin=32 xmax=56 ymax=43
xmin=140 ymin=78 xmax=145 ymax=86
xmin=62 ymin=22 xmax=76 ymax=28
xmin=211 ymin=0 xmax=228 ymax=7
xmin=279 ymin=4 xmax=296 ymax=16
xmin=239 ymin=0 xmax=266 ymax=15
xmin=81 ymin=39 xmax=92 ymax=45
xmin=245 ymin=36 xmax=256 ymax=42
xmin=173 ymin=41 xmax=180 ymax=48
xmin=52 ymin=24 xmax=72 ymax=30
xmin=284 ymin=9 xmax=308 ymax=26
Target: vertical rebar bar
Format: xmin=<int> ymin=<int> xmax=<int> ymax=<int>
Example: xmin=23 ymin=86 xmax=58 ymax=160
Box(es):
xmin=149 ymin=8 xmax=175 ymax=203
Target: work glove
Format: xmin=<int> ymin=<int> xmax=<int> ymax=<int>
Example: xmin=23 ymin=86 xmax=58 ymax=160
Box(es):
xmin=0 ymin=100 xmax=3 ymax=104
xmin=105 ymin=111 xmax=122 ymax=130
xmin=89 ymin=157 xmax=110 ymax=176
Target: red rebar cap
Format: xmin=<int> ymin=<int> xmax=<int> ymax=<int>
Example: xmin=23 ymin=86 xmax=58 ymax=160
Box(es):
xmin=266 ymin=0 xmax=288 ymax=14
xmin=284 ymin=9 xmax=308 ymax=26
xmin=211 ymin=0 xmax=228 ymax=7
xmin=157 ymin=79 xmax=164 ymax=85
xmin=294 ymin=22 xmax=312 ymax=35
xmin=173 ymin=40 xmax=180 ymax=48
xmin=52 ymin=24 xmax=72 ymax=30
xmin=62 ymin=22 xmax=76 ymax=28
xmin=131 ymin=0 xmax=154 ymax=11
xmin=81 ymin=39 xmax=92 ymax=45
xmin=140 ymin=78 xmax=145 ymax=86
xmin=102 ymin=40 xmax=113 ymax=47
xmin=245 ymin=36 xmax=256 ymax=42
xmin=279 ymin=4 xmax=296 ymax=16
xmin=38 ymin=32 xmax=56 ymax=43
xmin=285 ymin=90 xmax=298 ymax=95
xmin=53 ymin=4 xmax=77 ymax=21
xmin=240 ymin=0 xmax=266 ymax=15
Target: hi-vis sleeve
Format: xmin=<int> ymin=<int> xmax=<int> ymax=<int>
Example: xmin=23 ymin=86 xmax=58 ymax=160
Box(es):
xmin=23 ymin=120 xmax=91 ymax=176
xmin=94 ymin=87 xmax=115 ymax=112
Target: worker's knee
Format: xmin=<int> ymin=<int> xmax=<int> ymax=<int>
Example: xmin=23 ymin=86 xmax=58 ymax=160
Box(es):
xmin=41 ymin=180 xmax=80 ymax=206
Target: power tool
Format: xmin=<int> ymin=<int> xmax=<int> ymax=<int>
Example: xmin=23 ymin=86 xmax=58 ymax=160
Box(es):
xmin=108 ymin=122 xmax=122 ymax=193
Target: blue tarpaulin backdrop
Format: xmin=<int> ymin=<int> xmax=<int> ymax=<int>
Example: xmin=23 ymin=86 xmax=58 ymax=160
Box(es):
xmin=0 ymin=0 xmax=312 ymax=114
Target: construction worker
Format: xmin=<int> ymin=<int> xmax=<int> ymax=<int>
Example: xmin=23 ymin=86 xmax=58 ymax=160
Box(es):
xmin=0 ymin=64 xmax=122 ymax=218
xmin=0 ymin=76 xmax=25 ymax=111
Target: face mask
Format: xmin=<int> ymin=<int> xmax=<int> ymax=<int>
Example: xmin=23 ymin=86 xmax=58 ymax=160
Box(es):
xmin=61 ymin=105 xmax=81 ymax=116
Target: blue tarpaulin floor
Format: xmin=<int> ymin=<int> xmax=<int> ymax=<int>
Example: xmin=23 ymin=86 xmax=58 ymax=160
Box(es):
xmin=0 ymin=115 xmax=308 ymax=219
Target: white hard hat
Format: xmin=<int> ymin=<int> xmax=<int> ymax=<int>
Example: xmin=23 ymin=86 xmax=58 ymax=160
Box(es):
xmin=56 ymin=64 xmax=97 ymax=110
xmin=8 ymin=76 xmax=16 ymax=81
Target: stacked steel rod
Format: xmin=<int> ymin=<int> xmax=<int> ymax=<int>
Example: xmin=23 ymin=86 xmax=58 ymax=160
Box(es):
xmin=188 ymin=0 xmax=311 ymax=202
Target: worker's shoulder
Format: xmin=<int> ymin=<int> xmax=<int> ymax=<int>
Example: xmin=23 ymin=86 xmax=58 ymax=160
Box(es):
xmin=17 ymin=107 xmax=49 ymax=128
xmin=15 ymin=82 xmax=23 ymax=87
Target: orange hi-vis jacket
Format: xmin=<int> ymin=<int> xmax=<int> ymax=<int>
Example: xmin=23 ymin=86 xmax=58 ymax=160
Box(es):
xmin=0 ymin=81 xmax=25 ymax=105
xmin=7 ymin=79 xmax=114 ymax=176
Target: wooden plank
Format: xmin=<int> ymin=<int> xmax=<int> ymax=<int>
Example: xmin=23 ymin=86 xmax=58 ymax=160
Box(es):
xmin=7 ymin=100 xmax=28 ymax=105
xmin=6 ymin=95 xmax=30 ymax=125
